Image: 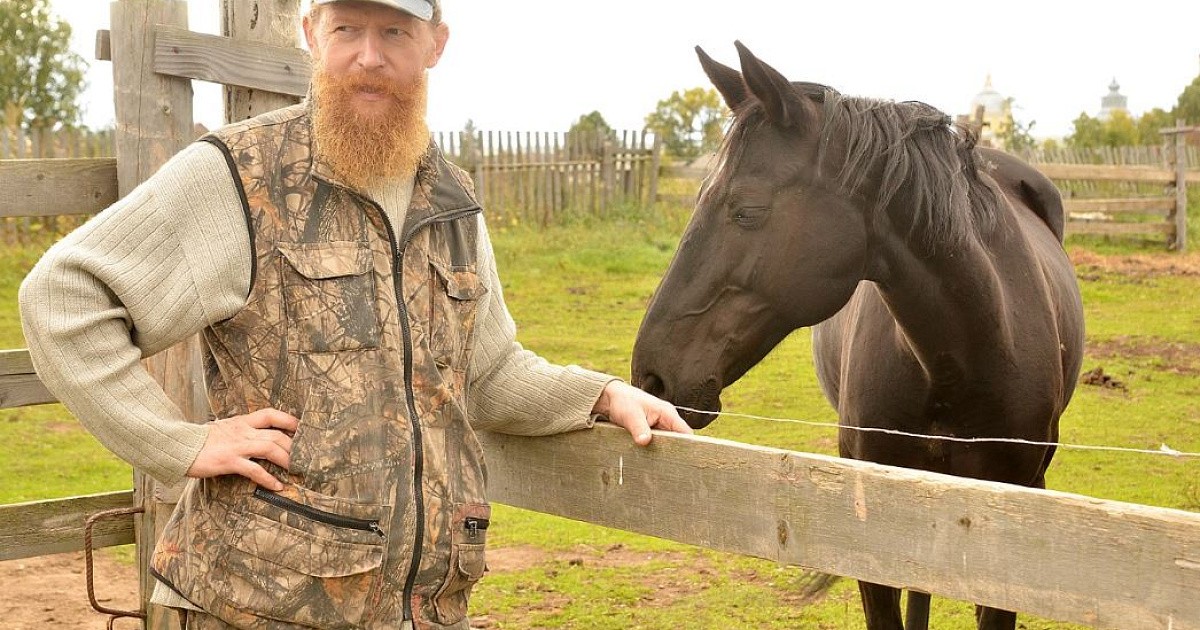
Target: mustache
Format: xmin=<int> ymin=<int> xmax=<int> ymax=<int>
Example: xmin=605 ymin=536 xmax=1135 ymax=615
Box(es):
xmin=317 ymin=71 xmax=410 ymax=102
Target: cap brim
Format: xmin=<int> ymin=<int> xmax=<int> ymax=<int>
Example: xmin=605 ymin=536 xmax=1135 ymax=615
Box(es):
xmin=314 ymin=0 xmax=434 ymax=21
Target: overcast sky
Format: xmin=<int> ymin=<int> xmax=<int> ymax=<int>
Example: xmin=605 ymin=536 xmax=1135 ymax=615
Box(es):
xmin=55 ymin=0 xmax=1200 ymax=139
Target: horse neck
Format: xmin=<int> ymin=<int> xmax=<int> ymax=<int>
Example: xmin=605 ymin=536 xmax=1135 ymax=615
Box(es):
xmin=868 ymin=196 xmax=1022 ymax=374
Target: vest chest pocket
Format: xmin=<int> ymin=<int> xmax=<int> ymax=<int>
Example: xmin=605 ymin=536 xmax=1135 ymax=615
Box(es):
xmin=428 ymin=261 xmax=487 ymax=375
xmin=279 ymin=242 xmax=381 ymax=353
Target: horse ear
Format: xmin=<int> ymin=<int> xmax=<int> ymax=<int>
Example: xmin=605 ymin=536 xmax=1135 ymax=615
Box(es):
xmin=734 ymin=41 xmax=810 ymax=128
xmin=696 ymin=46 xmax=748 ymax=110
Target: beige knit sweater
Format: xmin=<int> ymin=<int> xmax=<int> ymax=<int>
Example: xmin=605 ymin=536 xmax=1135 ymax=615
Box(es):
xmin=19 ymin=141 xmax=615 ymax=488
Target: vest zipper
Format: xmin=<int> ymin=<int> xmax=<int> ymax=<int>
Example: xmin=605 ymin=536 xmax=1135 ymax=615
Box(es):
xmin=253 ymin=487 xmax=385 ymax=538
xmin=357 ymin=190 xmax=482 ymax=624
xmin=396 ymin=205 xmax=483 ymax=623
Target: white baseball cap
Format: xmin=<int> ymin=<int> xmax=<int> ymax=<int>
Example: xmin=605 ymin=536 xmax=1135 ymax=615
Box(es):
xmin=313 ymin=0 xmax=437 ymax=21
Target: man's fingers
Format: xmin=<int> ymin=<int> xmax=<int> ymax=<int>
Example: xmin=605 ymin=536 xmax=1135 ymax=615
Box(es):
xmin=654 ymin=406 xmax=693 ymax=434
xmin=623 ymin=408 xmax=654 ymax=446
xmin=256 ymin=428 xmax=294 ymax=453
xmin=233 ymin=458 xmax=284 ymax=491
xmin=246 ymin=439 xmax=292 ymax=471
xmin=244 ymin=408 xmax=300 ymax=432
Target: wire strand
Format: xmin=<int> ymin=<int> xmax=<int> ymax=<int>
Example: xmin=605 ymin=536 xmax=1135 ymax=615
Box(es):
xmin=674 ymin=406 xmax=1199 ymax=459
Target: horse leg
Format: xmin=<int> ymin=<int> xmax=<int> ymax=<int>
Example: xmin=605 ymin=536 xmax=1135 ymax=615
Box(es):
xmin=858 ymin=581 xmax=904 ymax=630
xmin=975 ymin=605 xmax=1017 ymax=630
xmin=905 ymin=590 xmax=931 ymax=630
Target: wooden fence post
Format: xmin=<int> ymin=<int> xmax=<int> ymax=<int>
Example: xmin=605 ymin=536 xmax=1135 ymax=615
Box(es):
xmin=222 ymin=0 xmax=304 ymax=121
xmin=110 ymin=1 xmax=197 ymax=629
xmin=601 ymin=139 xmax=614 ymax=216
xmin=647 ymin=133 xmax=662 ymax=210
xmin=1174 ymin=118 xmax=1188 ymax=252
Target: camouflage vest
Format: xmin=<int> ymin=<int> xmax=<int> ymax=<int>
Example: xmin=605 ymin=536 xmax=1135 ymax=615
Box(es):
xmin=151 ymin=104 xmax=490 ymax=629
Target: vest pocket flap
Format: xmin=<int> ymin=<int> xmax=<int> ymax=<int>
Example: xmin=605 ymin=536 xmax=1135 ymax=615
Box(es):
xmin=278 ymin=241 xmax=372 ymax=280
xmin=231 ymin=512 xmax=384 ymax=578
xmin=456 ymin=543 xmax=487 ymax=580
xmin=431 ymin=261 xmax=487 ymax=301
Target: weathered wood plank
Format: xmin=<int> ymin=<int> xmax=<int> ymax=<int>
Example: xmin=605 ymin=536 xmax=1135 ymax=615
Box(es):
xmin=1173 ymin=119 xmax=1189 ymax=252
xmin=0 ymin=349 xmax=33 ymax=377
xmin=0 ymin=349 xmax=57 ymax=409
xmin=1066 ymin=220 xmax=1175 ymax=236
xmin=0 ymin=491 xmax=136 ymax=562
xmin=222 ymin=0 xmax=302 ymax=121
xmin=479 ymin=424 xmax=1200 ymax=630
xmin=1036 ymin=163 xmax=1176 ymax=183
xmin=0 ymin=373 xmax=57 ymax=409
xmin=112 ymin=4 xmax=197 ymax=629
xmin=0 ymin=158 xmax=118 ymax=218
xmin=1063 ymin=197 xmax=1174 ymax=216
xmin=153 ymin=25 xmax=310 ymax=98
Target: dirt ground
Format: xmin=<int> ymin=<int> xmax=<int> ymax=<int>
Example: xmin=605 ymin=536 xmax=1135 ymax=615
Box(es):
xmin=1069 ymin=248 xmax=1200 ymax=277
xmin=0 ymin=545 xmax=604 ymax=629
xmin=0 ymin=550 xmax=141 ymax=630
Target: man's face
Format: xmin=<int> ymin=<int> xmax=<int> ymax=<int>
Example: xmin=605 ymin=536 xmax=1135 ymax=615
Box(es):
xmin=303 ymin=1 xmax=449 ymax=117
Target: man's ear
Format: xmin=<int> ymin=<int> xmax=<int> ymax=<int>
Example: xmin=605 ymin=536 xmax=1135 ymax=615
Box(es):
xmin=426 ymin=21 xmax=449 ymax=68
xmin=302 ymin=13 xmax=320 ymax=59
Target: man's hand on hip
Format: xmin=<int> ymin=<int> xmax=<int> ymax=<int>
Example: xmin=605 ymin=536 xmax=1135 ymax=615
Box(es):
xmin=187 ymin=408 xmax=299 ymax=491
xmin=592 ymin=380 xmax=693 ymax=446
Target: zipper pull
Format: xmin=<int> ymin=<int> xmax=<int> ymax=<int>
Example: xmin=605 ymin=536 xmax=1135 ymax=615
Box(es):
xmin=369 ymin=522 xmax=386 ymax=538
xmin=465 ymin=517 xmax=489 ymax=540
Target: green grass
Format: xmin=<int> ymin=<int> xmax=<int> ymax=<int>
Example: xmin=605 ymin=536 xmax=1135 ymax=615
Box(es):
xmin=3 ymin=204 xmax=1199 ymax=628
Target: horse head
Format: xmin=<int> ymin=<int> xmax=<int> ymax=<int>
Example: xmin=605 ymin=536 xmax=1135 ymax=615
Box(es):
xmin=632 ymin=43 xmax=873 ymax=428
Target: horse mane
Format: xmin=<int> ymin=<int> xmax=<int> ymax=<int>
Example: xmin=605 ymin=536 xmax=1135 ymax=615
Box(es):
xmin=721 ymin=84 xmax=999 ymax=253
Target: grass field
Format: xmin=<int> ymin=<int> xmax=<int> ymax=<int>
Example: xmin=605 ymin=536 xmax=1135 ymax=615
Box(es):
xmin=2 ymin=202 xmax=1198 ymax=628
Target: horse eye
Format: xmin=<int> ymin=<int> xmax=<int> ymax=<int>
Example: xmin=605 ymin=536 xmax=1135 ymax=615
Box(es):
xmin=733 ymin=206 xmax=770 ymax=229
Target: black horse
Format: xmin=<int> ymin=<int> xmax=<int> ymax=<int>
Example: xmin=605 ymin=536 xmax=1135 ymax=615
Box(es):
xmin=632 ymin=43 xmax=1084 ymax=630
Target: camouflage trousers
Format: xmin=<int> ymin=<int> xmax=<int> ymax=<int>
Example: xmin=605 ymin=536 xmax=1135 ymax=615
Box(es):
xmin=176 ymin=609 xmax=418 ymax=630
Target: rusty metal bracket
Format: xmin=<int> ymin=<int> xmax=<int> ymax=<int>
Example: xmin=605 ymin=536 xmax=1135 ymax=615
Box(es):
xmin=84 ymin=506 xmax=147 ymax=629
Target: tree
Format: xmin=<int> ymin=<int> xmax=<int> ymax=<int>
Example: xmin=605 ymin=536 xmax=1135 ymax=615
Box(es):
xmin=0 ymin=0 xmax=88 ymax=130
xmin=997 ymin=111 xmax=1037 ymax=153
xmin=1066 ymin=111 xmax=1137 ymax=148
xmin=644 ymin=87 xmax=727 ymax=160
xmin=1137 ymin=107 xmax=1176 ymax=145
xmin=1176 ymin=75 xmax=1200 ymax=125
xmin=1066 ymin=112 xmax=1106 ymax=149
xmin=565 ymin=110 xmax=617 ymax=159
xmin=1101 ymin=110 xmax=1139 ymax=146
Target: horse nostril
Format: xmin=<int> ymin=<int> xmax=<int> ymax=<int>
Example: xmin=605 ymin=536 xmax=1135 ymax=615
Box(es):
xmin=640 ymin=372 xmax=666 ymax=398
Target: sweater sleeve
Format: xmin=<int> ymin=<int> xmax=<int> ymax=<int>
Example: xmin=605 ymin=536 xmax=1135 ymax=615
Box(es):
xmin=466 ymin=217 xmax=617 ymax=435
xmin=19 ymin=141 xmax=253 ymax=484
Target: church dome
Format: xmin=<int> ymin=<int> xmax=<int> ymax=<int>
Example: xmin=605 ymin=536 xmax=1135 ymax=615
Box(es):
xmin=970 ymin=75 xmax=1008 ymax=116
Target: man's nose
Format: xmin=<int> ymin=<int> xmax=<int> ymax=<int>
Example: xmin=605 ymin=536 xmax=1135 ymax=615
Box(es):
xmin=355 ymin=32 xmax=385 ymax=69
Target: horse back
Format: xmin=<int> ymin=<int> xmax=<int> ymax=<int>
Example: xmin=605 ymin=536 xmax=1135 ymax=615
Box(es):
xmin=978 ymin=147 xmax=1065 ymax=242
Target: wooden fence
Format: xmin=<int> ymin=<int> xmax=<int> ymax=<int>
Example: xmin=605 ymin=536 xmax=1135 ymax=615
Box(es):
xmin=1 ymin=2 xmax=1199 ymax=629
xmin=435 ymin=129 xmax=660 ymax=226
xmin=0 ymin=126 xmax=115 ymax=244
xmin=0 ymin=122 xmax=658 ymax=238
xmin=1021 ymin=130 xmax=1198 ymax=251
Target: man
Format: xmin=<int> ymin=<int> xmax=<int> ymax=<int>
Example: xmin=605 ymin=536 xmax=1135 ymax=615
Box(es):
xmin=18 ymin=0 xmax=691 ymax=627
